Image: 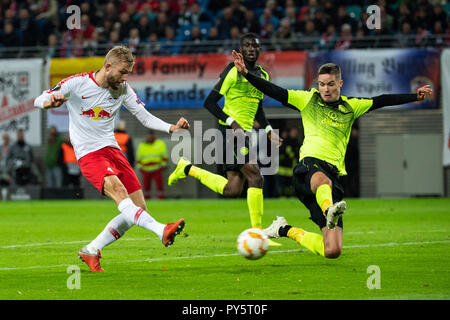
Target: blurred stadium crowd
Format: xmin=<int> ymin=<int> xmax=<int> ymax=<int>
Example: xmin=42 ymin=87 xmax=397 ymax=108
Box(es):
xmin=0 ymin=0 xmax=449 ymax=58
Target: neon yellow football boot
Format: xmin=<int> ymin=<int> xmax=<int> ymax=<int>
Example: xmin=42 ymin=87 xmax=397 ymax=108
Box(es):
xmin=168 ymin=157 xmax=191 ymax=186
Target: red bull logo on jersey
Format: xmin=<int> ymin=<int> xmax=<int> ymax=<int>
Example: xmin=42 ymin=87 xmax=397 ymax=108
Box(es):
xmin=80 ymin=106 xmax=112 ymax=120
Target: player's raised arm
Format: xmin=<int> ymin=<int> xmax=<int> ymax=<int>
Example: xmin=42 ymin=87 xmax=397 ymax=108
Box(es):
xmin=232 ymin=50 xmax=289 ymax=106
xmin=368 ymin=85 xmax=433 ymax=112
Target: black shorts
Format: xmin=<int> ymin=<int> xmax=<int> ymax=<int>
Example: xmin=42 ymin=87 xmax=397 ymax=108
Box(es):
xmin=292 ymin=157 xmax=344 ymax=230
xmin=218 ymin=124 xmax=251 ymax=172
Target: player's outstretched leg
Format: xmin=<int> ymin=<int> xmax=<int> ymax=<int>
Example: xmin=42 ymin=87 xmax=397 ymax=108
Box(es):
xmin=315 ymin=183 xmax=346 ymax=229
xmin=78 ymin=208 xmax=134 ymax=272
xmin=263 ymin=216 xmax=325 ymax=256
xmin=79 ymin=204 xmax=185 ymax=271
xmin=113 ymin=197 xmax=185 ymax=247
xmin=168 ymin=157 xmax=228 ymax=195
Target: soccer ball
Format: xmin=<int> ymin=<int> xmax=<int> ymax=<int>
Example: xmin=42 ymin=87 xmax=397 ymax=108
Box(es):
xmin=236 ymin=228 xmax=269 ymax=260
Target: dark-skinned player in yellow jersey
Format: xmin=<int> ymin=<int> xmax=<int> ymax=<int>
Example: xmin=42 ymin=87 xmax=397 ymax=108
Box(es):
xmin=233 ymin=50 xmax=432 ymax=259
xmin=168 ymin=33 xmax=282 ymax=246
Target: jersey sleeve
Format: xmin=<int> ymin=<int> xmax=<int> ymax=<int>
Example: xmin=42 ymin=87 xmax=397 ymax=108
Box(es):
xmin=287 ymin=89 xmax=315 ymax=112
xmin=34 ymin=76 xmax=75 ymax=108
xmin=260 ymin=68 xmax=269 ymax=99
xmin=213 ymin=64 xmax=237 ymax=96
xmin=260 ymin=67 xmax=270 ymax=82
xmin=348 ymin=98 xmax=373 ymax=118
xmin=123 ymin=84 xmax=172 ymax=133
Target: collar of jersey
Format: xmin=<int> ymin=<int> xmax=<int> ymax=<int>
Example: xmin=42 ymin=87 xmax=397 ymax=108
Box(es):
xmin=316 ymin=92 xmax=343 ymax=109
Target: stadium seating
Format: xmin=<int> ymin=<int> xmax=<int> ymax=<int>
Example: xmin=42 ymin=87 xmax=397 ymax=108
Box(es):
xmin=0 ymin=0 xmax=448 ymax=58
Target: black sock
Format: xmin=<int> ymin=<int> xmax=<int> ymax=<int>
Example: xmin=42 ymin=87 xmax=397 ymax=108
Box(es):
xmin=184 ymin=164 xmax=192 ymax=176
xmin=278 ymin=225 xmax=292 ymax=237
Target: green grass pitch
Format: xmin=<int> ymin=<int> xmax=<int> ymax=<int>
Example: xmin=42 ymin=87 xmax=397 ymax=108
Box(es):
xmin=0 ymin=198 xmax=449 ymax=300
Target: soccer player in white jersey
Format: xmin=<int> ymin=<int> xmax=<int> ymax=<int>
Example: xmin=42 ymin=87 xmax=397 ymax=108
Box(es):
xmin=34 ymin=46 xmax=190 ymax=272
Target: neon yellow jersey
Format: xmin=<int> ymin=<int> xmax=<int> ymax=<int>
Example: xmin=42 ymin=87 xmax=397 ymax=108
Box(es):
xmin=287 ymin=88 xmax=373 ymax=175
xmin=214 ymin=63 xmax=269 ymax=131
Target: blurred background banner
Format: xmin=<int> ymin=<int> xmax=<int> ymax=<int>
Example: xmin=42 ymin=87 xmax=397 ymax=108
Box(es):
xmin=128 ymin=51 xmax=307 ymax=109
xmin=49 ymin=57 xmax=104 ymax=87
xmin=442 ymin=49 xmax=450 ymax=166
xmin=305 ymin=48 xmax=440 ymax=110
xmin=0 ymin=59 xmax=44 ymax=146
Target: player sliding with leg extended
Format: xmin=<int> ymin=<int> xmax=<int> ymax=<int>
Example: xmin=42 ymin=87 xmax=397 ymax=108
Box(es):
xmin=168 ymin=33 xmax=282 ymax=246
xmin=233 ymin=50 xmax=432 ymax=258
xmin=34 ymin=46 xmax=189 ymax=271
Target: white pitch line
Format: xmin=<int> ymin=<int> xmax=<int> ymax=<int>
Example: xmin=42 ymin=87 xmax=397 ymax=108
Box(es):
xmin=0 ymin=239 xmax=449 ymax=271
xmin=0 ymin=237 xmax=154 ymax=249
xmin=2 ymin=230 xmax=448 ymax=249
xmin=344 ymin=240 xmax=450 ymax=248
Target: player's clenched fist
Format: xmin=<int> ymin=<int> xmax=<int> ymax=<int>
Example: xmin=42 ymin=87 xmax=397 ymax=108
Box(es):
xmin=170 ymin=117 xmax=190 ymax=133
xmin=43 ymin=93 xmax=68 ymax=109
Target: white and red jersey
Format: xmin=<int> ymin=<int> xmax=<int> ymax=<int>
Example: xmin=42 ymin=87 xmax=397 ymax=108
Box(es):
xmin=34 ymin=71 xmax=171 ymax=160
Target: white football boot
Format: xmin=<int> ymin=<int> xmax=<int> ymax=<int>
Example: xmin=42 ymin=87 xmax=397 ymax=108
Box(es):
xmin=263 ymin=216 xmax=288 ymax=239
xmin=326 ymin=200 xmax=346 ymax=229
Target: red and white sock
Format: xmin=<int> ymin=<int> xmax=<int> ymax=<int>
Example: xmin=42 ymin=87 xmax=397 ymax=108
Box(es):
xmin=86 ymin=213 xmax=132 ymax=254
xmin=86 ymin=198 xmax=165 ymax=254
xmin=117 ymin=198 xmax=165 ymax=239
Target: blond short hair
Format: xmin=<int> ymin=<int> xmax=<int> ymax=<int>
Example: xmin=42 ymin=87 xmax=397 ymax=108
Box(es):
xmin=105 ymin=46 xmax=134 ymax=66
